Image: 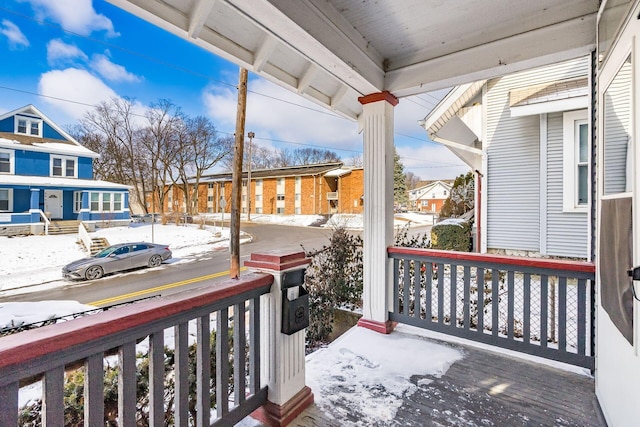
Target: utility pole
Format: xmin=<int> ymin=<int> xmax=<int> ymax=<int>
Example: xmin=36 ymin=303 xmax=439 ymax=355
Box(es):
xmin=247 ymin=131 xmax=254 ymax=221
xmin=230 ymin=68 xmax=248 ymax=279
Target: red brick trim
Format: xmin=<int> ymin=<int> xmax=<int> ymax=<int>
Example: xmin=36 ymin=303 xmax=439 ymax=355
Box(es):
xmin=357 ymin=318 xmax=396 ymax=334
xmin=251 ymin=386 xmax=314 ymax=426
xmin=358 ymin=91 xmax=399 ymax=106
xmin=244 ymin=251 xmax=311 ymax=271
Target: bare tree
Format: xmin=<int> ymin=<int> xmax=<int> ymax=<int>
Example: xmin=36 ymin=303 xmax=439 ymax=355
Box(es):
xmin=292 ymin=147 xmax=340 ymax=164
xmin=346 ymin=152 xmax=363 ymax=167
xmin=140 ymin=99 xmax=183 ymax=215
xmin=405 ymin=171 xmax=421 ymax=190
xmin=78 ymin=97 xmax=150 ymax=212
xmin=173 ymin=116 xmax=233 ymax=214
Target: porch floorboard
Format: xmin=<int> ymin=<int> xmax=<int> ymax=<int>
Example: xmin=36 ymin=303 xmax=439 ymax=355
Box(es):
xmin=286 ymin=328 xmax=605 ymax=427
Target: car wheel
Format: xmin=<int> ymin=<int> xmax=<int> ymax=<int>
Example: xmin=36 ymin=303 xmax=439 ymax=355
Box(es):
xmin=85 ymin=266 xmax=104 ymax=280
xmin=148 ymin=255 xmax=162 ymax=268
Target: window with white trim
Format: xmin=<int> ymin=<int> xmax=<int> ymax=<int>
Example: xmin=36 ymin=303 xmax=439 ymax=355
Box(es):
xmin=0 ymin=188 xmax=12 ymax=211
xmin=15 ymin=116 xmax=42 ymax=137
xmin=51 ymin=155 xmax=77 ymax=178
xmin=73 ymin=191 xmax=82 ymax=213
xmin=89 ymin=192 xmax=125 ymax=212
xmin=563 ymin=110 xmax=589 ymax=212
xmin=0 ymin=149 xmax=14 ymax=174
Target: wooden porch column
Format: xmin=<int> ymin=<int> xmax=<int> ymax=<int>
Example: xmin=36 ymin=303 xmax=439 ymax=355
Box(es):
xmin=246 ymin=251 xmax=314 ymax=426
xmin=357 ymin=91 xmax=398 ymax=334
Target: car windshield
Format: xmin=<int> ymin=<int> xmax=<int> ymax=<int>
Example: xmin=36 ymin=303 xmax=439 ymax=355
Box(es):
xmin=94 ymin=247 xmax=118 ymax=258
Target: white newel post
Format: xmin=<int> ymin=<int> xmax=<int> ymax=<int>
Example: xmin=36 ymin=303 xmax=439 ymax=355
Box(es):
xmin=357 ymin=91 xmax=398 ymax=334
xmin=246 ymin=251 xmax=313 ymax=426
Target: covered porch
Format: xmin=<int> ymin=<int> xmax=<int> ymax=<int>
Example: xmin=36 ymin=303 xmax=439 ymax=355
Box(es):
xmin=1 ymin=0 xmax=639 ymax=425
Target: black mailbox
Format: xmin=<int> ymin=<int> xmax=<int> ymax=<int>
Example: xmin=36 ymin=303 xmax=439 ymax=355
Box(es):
xmin=281 ymin=269 xmax=309 ymax=335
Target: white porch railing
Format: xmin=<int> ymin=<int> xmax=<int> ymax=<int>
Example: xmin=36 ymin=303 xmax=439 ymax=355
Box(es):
xmin=78 ymin=222 xmax=92 ymax=254
xmin=35 ymin=209 xmax=50 ymax=235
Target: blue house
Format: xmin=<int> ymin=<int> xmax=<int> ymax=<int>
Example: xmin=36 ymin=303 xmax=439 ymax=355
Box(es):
xmin=0 ymin=105 xmax=130 ymax=236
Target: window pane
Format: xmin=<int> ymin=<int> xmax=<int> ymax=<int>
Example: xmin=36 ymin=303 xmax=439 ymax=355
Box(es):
xmin=90 ymin=193 xmax=99 ymax=211
xmin=114 ymin=193 xmax=122 ymax=211
xmin=0 ymin=189 xmax=9 ymax=210
xmin=578 ymin=165 xmax=588 ymax=205
xmin=17 ymin=119 xmax=26 ymax=134
xmin=578 ymin=123 xmax=588 ymax=163
xmin=52 ymin=158 xmax=62 ymax=176
xmin=102 ymin=193 xmax=111 ymax=211
xmin=30 ymin=121 xmax=39 ymax=135
xmin=65 ymin=159 xmax=75 ymax=176
xmin=0 ymin=153 xmax=9 ymax=173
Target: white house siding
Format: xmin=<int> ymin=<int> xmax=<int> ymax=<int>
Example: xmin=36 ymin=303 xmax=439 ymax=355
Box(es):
xmin=546 ymin=112 xmax=588 ymax=258
xmin=485 ymin=57 xmax=589 ymax=253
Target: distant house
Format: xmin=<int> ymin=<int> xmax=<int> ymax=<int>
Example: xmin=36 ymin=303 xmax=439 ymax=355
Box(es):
xmin=0 ymin=105 xmax=130 ymax=236
xmin=421 ymin=56 xmax=591 ymax=259
xmin=408 ymin=180 xmax=452 ymax=213
xmin=161 ymin=162 xmax=364 ymax=216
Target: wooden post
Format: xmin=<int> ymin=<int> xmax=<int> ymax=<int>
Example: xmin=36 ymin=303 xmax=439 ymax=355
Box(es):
xmin=230 ymin=68 xmax=248 ymax=279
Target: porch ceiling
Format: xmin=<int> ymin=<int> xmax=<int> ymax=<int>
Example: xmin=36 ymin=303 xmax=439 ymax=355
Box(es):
xmin=107 ymin=0 xmax=598 ymax=120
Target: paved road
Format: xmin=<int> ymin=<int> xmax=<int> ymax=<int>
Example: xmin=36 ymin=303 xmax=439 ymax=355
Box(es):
xmin=1 ymin=223 xmax=334 ymax=306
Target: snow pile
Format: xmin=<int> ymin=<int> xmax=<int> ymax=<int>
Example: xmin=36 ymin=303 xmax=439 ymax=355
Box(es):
xmin=306 ymin=326 xmax=463 ymax=425
xmin=0 ymin=300 xmax=96 ymax=330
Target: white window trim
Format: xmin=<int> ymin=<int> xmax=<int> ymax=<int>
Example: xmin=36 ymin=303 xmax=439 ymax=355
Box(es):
xmin=15 ymin=116 xmax=43 ymax=137
xmin=0 ymin=188 xmax=13 ymax=212
xmin=51 ymin=155 xmax=78 ymax=178
xmin=562 ymin=109 xmax=589 ymax=213
xmin=89 ymin=191 xmax=125 ymax=213
xmin=0 ymin=149 xmax=15 ymax=174
xmin=73 ymin=191 xmax=82 ymax=213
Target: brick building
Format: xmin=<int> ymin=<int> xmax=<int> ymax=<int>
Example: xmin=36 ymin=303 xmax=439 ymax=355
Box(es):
xmin=408 ymin=180 xmax=452 ymax=213
xmin=161 ymin=162 xmax=364 ymax=216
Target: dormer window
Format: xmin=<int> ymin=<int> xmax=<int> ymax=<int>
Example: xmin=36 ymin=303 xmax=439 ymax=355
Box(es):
xmin=15 ymin=116 xmax=42 ymax=137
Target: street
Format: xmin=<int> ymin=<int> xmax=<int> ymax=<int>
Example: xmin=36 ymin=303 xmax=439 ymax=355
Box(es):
xmin=0 ymin=223 xmax=334 ymax=306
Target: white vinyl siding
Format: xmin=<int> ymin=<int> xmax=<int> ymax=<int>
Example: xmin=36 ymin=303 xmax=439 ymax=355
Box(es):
xmin=485 ymin=56 xmax=589 ymax=253
xmin=546 ymin=112 xmax=588 ymax=258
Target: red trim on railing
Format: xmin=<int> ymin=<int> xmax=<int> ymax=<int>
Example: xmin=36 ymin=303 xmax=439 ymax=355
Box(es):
xmin=0 ymin=272 xmax=273 ymax=370
xmin=387 ymin=247 xmax=595 ymax=273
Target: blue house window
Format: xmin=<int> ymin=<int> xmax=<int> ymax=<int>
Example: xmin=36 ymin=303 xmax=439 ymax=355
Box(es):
xmin=16 ymin=117 xmax=42 ymax=137
xmin=73 ymin=191 xmax=82 ymax=213
xmin=90 ymin=191 xmax=124 ymax=212
xmin=0 ymin=189 xmax=11 ymax=211
xmin=0 ymin=150 xmax=13 ymax=174
xmin=51 ymin=156 xmax=77 ymax=178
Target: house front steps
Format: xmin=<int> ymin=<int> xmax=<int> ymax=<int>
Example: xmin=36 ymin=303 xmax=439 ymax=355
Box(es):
xmin=48 ymin=220 xmax=81 ymax=235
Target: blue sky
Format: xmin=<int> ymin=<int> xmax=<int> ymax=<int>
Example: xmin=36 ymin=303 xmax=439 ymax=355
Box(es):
xmin=0 ymin=0 xmax=469 ymax=180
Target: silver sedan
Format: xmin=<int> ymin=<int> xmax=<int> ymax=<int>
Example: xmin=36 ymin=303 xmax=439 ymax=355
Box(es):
xmin=62 ymin=242 xmax=172 ymax=281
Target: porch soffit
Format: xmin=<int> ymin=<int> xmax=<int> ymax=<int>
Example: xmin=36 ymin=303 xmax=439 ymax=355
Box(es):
xmin=509 ymin=77 xmax=589 ymax=107
xmin=107 ymin=0 xmax=598 ymax=121
xmin=422 ymin=81 xmax=485 ymax=137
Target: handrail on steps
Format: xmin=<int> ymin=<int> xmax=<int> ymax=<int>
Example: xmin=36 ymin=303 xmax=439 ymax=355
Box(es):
xmin=78 ymin=222 xmax=92 ymax=254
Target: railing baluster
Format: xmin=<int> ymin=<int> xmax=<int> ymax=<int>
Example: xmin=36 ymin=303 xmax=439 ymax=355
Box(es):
xmin=577 ymin=279 xmax=587 ymax=355
xmin=477 ymin=268 xmax=485 ymax=333
xmin=119 ymin=342 xmax=137 ymax=427
xmin=393 ymin=259 xmax=400 ymax=314
xmin=425 ymin=262 xmax=433 ymax=322
xmin=437 ymin=263 xmax=444 ymax=323
xmin=43 ymin=367 xmax=64 ymax=426
xmin=523 ymin=273 xmax=531 ymax=345
xmin=234 ymin=302 xmax=247 ymax=406
xmin=491 ymin=270 xmax=499 ymax=337
xmin=249 ymin=297 xmax=261 ymax=395
xmin=558 ymin=277 xmax=567 ymax=352
xmin=217 ymin=308 xmax=230 ymax=418
xmin=150 ymin=331 xmax=165 ymax=427
xmin=403 ymin=259 xmax=411 ymax=316
xmin=449 ymin=264 xmax=457 ymax=326
xmin=507 ymin=271 xmax=515 ymax=339
xmin=85 ymin=353 xmax=104 ymax=427
xmin=463 ymin=266 xmax=471 ymax=329
xmin=540 ymin=275 xmax=549 ymax=348
xmin=0 ymin=382 xmax=18 ymax=427
xmin=197 ymin=314 xmax=211 ymax=427
xmin=175 ymin=322 xmax=189 ymax=427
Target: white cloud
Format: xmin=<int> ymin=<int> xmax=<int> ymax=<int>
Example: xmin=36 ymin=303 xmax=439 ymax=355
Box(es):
xmin=46 ymin=39 xmax=88 ymax=65
xmin=396 ymin=144 xmax=470 ymax=180
xmin=91 ymin=54 xmax=141 ymax=83
xmin=203 ymin=78 xmax=362 ymax=157
xmin=38 ymin=68 xmax=117 ymax=120
xmin=25 ymin=0 xmax=118 ymax=37
xmin=0 ymin=19 xmax=29 ymax=49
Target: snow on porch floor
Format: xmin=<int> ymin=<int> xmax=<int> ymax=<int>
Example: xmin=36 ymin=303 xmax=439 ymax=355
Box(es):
xmin=248 ymin=325 xmax=606 ymax=427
